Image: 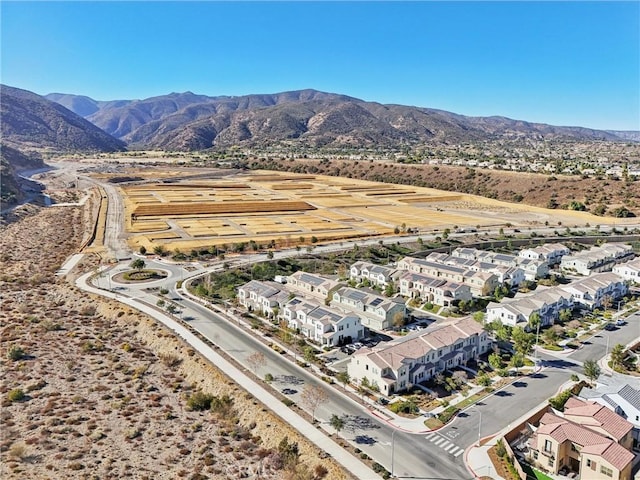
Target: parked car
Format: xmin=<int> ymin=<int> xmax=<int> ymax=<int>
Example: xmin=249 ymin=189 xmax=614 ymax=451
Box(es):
xmin=615 ymin=319 xmax=627 ymax=327
xmin=603 ymin=323 xmax=616 ymax=331
xmin=281 ymin=388 xmax=297 ymax=395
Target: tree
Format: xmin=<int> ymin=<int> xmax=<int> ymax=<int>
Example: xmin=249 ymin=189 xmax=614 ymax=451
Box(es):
xmin=583 ymin=360 xmax=601 ymax=383
xmin=527 ymin=312 xmax=541 ymax=332
xmin=130 ymin=258 xmax=146 ymax=271
xmin=609 ymin=344 xmax=626 ymax=371
xmin=330 ymin=414 xmax=345 ymax=439
xmin=139 ymin=245 xmax=147 ymax=255
xmin=246 ymin=351 xmax=266 ymax=375
xmin=543 ymin=327 xmax=560 ymax=346
xmin=559 ymin=308 xmax=573 ymax=323
xmin=488 ymin=352 xmax=502 ymax=370
xmin=384 ymin=281 xmax=395 ymax=297
xmin=166 ymin=303 xmax=177 ymax=315
xmin=336 ymin=371 xmax=350 ymax=390
xmin=510 ymin=352 xmax=525 ymax=373
xmin=512 ymin=327 xmax=535 ymax=355
xmin=153 ymin=245 xmax=166 ymax=256
xmin=303 ymin=346 xmax=316 ymax=363
xmin=392 ymin=310 xmax=406 ymax=329
xmin=300 ymin=385 xmax=329 ymax=423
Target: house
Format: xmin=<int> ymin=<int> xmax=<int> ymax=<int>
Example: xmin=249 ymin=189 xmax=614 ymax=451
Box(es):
xmin=397 ymin=271 xmax=472 ymax=307
xmin=397 ymin=256 xmax=500 ymax=296
xmin=519 ymin=243 xmax=571 ymax=265
xmin=282 ymin=297 xmax=364 ymax=346
xmin=529 ymin=411 xmax=634 ymax=480
xmin=237 ymin=280 xmax=289 ymax=317
xmin=286 ymin=271 xmax=340 ymax=300
xmin=580 ymin=381 xmax=640 ymax=449
xmin=613 ymin=257 xmax=640 ymax=284
xmin=563 ymin=397 xmax=635 ymax=450
xmin=426 ymin=252 xmax=525 ymax=287
xmin=561 ymin=243 xmax=634 ymax=276
xmin=451 ymin=247 xmax=549 ymax=281
xmin=560 ymin=272 xmax=629 ymax=310
xmin=485 ymin=288 xmax=574 ymax=327
xmin=331 ymin=287 xmax=406 ymax=331
xmin=347 ymin=317 xmax=491 ymax=395
xmin=350 ymin=261 xmax=397 ymax=288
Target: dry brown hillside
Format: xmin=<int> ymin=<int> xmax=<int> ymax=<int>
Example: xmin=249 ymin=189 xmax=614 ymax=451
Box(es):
xmin=246 ymin=158 xmax=640 ymax=217
xmin=0 ymin=204 xmax=349 ymax=479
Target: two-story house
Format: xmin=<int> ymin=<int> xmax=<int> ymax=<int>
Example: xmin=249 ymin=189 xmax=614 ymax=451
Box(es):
xmin=519 ymin=243 xmax=571 ymax=266
xmin=237 ymin=280 xmax=289 ymax=317
xmin=560 ymin=272 xmax=628 ymax=310
xmin=286 ymin=271 xmax=340 ymax=300
xmin=347 ymin=317 xmax=490 ymax=395
xmin=282 ymin=297 xmax=364 ymax=346
xmin=397 ymin=271 xmax=472 ymax=307
xmin=561 ymin=243 xmax=634 ymax=276
xmin=331 ymin=287 xmax=406 ymax=331
xmin=613 ymin=257 xmax=640 ymax=285
xmin=350 ymin=261 xmax=397 ymax=288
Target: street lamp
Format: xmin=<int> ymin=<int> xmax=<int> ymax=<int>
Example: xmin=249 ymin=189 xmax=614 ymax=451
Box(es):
xmin=391 ymin=428 xmax=397 ymax=478
xmin=533 ymin=320 xmax=541 ymax=368
xmin=476 ymin=408 xmax=483 ymax=447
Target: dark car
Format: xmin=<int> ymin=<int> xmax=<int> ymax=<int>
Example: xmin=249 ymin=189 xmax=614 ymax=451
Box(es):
xmin=603 ymin=323 xmax=616 ymax=331
xmin=281 ymin=388 xmax=297 ymax=395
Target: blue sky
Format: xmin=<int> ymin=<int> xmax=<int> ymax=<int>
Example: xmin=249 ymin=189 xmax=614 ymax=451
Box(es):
xmin=2 ymin=1 xmax=638 ymax=130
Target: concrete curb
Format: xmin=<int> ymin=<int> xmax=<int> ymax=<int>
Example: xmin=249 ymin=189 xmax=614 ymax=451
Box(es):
xmin=76 ymin=270 xmax=381 ymax=480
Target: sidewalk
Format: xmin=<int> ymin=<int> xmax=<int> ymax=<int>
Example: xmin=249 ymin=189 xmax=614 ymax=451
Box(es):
xmin=77 ymin=269 xmax=381 ymax=480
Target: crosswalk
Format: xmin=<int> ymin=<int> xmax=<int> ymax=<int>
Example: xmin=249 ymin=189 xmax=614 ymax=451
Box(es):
xmin=424 ymin=432 xmax=464 ymax=457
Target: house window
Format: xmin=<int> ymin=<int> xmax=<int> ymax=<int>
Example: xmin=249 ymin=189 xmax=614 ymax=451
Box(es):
xmin=533 ymin=451 xmax=538 ymax=460
xmin=600 ymin=466 xmax=613 ymax=477
xmin=544 ymin=440 xmax=552 ymax=453
xmin=548 ymin=457 xmax=554 ymax=467
xmin=586 ymin=459 xmax=594 ymax=469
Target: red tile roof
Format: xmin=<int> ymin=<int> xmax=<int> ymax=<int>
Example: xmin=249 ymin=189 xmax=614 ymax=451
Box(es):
xmin=537 ymin=413 xmax=634 ymax=471
xmin=564 ymin=397 xmax=633 ymax=442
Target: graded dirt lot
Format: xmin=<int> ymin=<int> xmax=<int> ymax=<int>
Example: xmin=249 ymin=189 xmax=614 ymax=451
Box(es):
xmin=0 ymin=204 xmax=349 ymax=479
xmin=115 ymin=170 xmax=611 ymax=253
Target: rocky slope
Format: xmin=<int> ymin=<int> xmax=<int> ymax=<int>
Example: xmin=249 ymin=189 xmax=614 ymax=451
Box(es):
xmin=1 ymin=85 xmax=126 ymax=153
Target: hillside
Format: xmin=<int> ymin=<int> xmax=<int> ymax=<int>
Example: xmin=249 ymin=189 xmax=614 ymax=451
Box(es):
xmin=45 ymin=89 xmax=629 ymax=151
xmin=1 ymin=85 xmax=126 ymax=153
xmin=0 ymin=144 xmax=45 ymax=208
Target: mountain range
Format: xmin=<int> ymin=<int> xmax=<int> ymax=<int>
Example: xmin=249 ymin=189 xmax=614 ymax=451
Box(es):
xmin=44 ymin=89 xmax=633 ymax=151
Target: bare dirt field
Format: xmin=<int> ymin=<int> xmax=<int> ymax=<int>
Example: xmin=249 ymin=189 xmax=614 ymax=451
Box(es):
xmin=246 ymin=158 xmax=640 ymax=218
xmin=0 ymin=204 xmax=349 ymax=479
xmin=114 ymin=170 xmax=608 ymax=253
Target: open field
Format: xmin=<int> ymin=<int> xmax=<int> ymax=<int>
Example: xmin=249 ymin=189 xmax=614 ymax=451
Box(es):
xmin=104 ymin=169 xmax=618 ymax=253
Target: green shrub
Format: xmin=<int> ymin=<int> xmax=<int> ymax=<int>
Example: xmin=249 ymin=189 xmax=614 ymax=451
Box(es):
xmin=549 ymin=388 xmax=573 ymax=411
xmin=264 ymin=373 xmax=274 ymax=382
xmin=7 ymin=388 xmax=25 ymax=402
xmin=7 ymin=345 xmax=25 ymax=361
xmin=186 ymin=391 xmax=214 ymax=411
xmin=437 ymin=406 xmax=460 ymax=423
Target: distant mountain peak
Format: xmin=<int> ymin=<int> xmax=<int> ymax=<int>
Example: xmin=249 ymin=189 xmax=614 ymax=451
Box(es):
xmin=40 ymin=87 xmax=632 ymax=151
